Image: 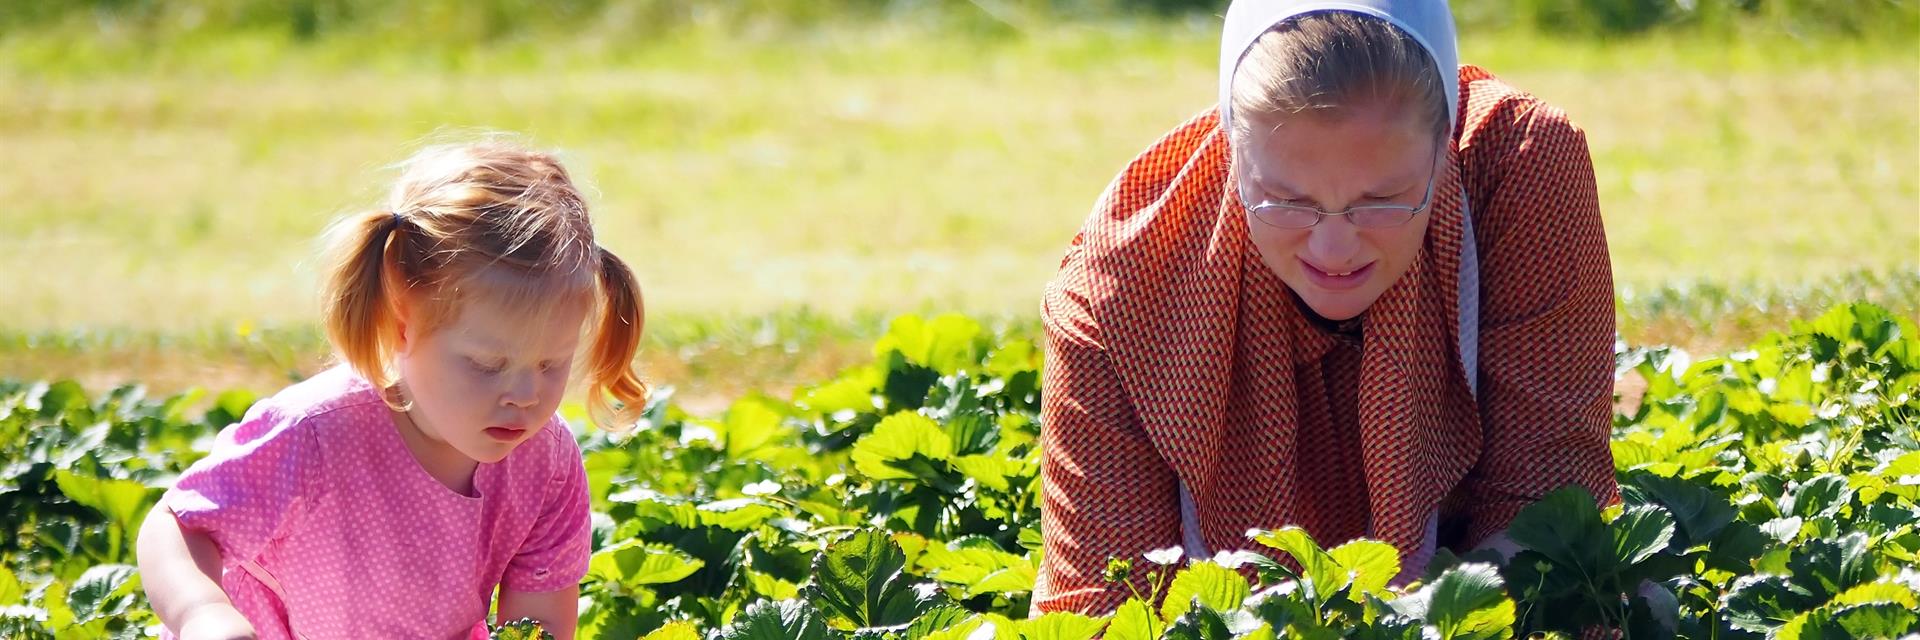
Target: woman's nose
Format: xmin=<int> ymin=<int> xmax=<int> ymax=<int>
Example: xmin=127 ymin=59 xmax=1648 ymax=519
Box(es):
xmin=1305 ymin=214 xmax=1362 ymax=262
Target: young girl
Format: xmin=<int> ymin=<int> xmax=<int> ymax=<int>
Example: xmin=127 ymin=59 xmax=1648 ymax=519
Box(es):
xmin=136 ymin=140 xmax=648 ymax=640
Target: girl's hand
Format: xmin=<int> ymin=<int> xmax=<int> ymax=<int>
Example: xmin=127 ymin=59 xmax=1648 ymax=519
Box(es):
xmin=496 ymin=585 xmax=579 ymax=640
xmin=176 ymin=602 xmax=257 ymax=640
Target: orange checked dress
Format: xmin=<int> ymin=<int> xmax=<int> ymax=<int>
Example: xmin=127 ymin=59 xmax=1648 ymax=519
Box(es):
xmin=1034 ymin=65 xmax=1620 ymax=615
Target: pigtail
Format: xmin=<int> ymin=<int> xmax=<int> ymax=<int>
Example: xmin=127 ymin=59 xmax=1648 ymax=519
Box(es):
xmin=321 ymin=210 xmax=409 ymax=401
xmin=582 ymin=247 xmax=650 ymax=430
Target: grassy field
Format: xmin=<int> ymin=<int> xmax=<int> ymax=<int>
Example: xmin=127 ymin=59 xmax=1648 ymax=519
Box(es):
xmin=1 ymin=22 xmax=1914 ymax=405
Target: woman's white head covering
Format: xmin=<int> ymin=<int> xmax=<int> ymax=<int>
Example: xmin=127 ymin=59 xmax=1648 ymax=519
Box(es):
xmin=1219 ymin=0 xmax=1460 ymax=136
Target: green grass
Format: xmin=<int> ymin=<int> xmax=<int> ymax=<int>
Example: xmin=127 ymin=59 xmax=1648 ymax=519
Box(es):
xmin=1 ymin=23 xmax=1914 ymax=400
xmin=4 ymin=270 xmax=1913 ymax=414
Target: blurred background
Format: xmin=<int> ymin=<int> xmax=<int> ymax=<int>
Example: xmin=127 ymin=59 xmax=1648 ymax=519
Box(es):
xmin=1 ymin=0 xmax=1915 ymax=410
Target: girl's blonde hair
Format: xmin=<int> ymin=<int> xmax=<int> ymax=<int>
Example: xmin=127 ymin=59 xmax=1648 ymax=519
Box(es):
xmin=319 ymin=140 xmax=648 ymax=430
xmin=1230 ymin=11 xmax=1448 ymax=144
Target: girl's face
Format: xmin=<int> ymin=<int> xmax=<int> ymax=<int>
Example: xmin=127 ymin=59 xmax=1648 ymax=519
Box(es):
xmin=394 ymin=295 xmax=589 ymax=464
xmin=1237 ymin=105 xmax=1440 ymax=321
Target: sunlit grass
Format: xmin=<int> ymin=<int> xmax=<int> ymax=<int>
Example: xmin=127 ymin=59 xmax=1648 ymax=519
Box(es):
xmin=1 ymin=24 xmax=1912 ymax=399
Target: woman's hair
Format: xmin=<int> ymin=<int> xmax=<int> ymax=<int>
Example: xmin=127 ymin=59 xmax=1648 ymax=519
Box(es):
xmin=1229 ymin=11 xmax=1448 ymax=144
xmin=319 ymin=139 xmax=648 ymax=430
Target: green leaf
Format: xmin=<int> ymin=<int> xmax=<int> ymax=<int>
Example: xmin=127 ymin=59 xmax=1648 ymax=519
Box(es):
xmin=587 ymin=540 xmax=705 ymax=589
xmin=903 ymin=605 xmax=974 ymax=638
xmin=41 ymin=580 xmax=72 ymax=632
xmin=37 ymin=380 xmax=89 ymax=418
xmin=717 ymin=599 xmax=833 ymax=640
xmin=1782 ymin=475 xmax=1853 ymax=521
xmin=1251 ymin=527 xmax=1349 ymax=594
xmin=1160 ymin=561 xmax=1251 ymax=625
xmin=1250 ymin=583 xmax=1316 ymax=634
xmin=880 ymin=351 xmax=942 ymax=410
xmin=1327 ymin=539 xmax=1400 ymax=601
xmin=641 ymin=621 xmax=702 ymax=640
xmin=698 ymin=498 xmax=783 ymax=531
xmin=1505 ymin=486 xmax=1611 ymax=576
xmin=1829 ymin=602 xmax=1920 ymax=638
xmin=747 ymin=570 xmax=803 ymax=601
xmin=1017 ymin=611 xmax=1107 ymax=640
xmin=1619 ymin=471 xmax=1737 ymax=547
xmin=1609 ymin=505 xmax=1677 ymax=567
xmin=969 ymin=564 xmax=1038 ymax=596
xmin=1724 ymin=574 xmax=1821 ymax=633
xmin=1881 ymin=450 xmax=1920 ymax=476
xmin=617 ymin=492 xmax=702 ymax=530
xmin=1394 ymin=563 xmax=1513 ymax=640
xmin=1161 ymin=605 xmax=1233 ymax=640
xmin=983 ymin=338 xmax=1042 ymax=381
xmin=1787 ymin=532 xmax=1876 ymax=598
xmin=208 ymin=388 xmax=257 ymax=425
xmin=721 ymin=396 xmax=786 ymax=458
xmin=0 ymin=567 xmax=21 ymax=606
xmin=1627 ymin=582 xmax=1680 ymax=640
xmin=951 ymin=454 xmax=1023 ymax=492
xmin=66 ymin=564 xmax=138 ymax=622
xmin=873 ymin=314 xmax=988 ymax=375
xmin=1830 ymin=581 xmax=1920 ymax=608
xmin=1610 ymin=439 xmax=1664 ymax=472
xmin=1702 ymin=520 xmax=1770 ymax=573
xmin=53 ymin=470 xmax=159 ymax=537
xmin=796 ymin=366 xmax=883 ymax=417
xmin=944 ymin=410 xmax=999 ymax=457
xmin=805 ymin=529 xmax=940 ymax=629
xmin=851 ymin=412 xmax=954 ymax=481
xmin=1761 ymin=516 xmax=1805 ymax=544
xmin=917 ymin=617 xmax=991 ymax=640
xmin=917 ymin=536 xmax=1036 ymax=596
xmin=1103 ymin=598 xmax=1162 ymax=640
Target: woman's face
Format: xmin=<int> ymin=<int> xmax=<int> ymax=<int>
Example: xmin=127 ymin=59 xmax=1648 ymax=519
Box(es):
xmin=1237 ymin=104 xmax=1441 ymax=321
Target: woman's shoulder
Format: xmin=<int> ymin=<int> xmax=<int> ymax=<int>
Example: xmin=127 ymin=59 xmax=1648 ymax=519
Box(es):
xmin=1045 ymin=108 xmax=1237 ymax=336
xmin=1456 ymin=64 xmax=1587 ymax=155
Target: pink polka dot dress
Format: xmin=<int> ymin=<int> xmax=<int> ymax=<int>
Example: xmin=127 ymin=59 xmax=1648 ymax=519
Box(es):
xmin=157 ymin=365 xmax=592 ymax=639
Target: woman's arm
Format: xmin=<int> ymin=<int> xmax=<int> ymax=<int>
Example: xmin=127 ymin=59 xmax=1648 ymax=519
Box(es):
xmin=136 ymin=504 xmax=257 ymax=640
xmin=497 ymin=585 xmax=579 ymax=640
xmin=1033 ymin=247 xmax=1184 ymax=616
xmin=1457 ymin=96 xmax=1619 ymax=547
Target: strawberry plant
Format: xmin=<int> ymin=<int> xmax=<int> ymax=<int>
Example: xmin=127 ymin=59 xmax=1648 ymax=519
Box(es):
xmin=1 ymin=304 xmax=1915 ymax=638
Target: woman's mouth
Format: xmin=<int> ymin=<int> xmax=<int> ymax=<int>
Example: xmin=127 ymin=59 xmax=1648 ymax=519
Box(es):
xmin=1299 ymin=258 xmax=1375 ymax=291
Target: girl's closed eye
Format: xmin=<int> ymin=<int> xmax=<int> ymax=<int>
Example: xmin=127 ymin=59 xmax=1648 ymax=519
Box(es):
xmin=469 ymin=357 xmax=508 ymax=375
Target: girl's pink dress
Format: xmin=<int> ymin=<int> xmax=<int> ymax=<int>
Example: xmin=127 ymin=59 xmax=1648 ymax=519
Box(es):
xmin=157 ymin=365 xmax=592 ymax=639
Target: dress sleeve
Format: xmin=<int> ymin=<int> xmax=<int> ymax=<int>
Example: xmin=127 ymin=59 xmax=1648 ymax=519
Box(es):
xmin=1458 ymin=97 xmax=1620 ymax=546
xmin=1033 ymin=241 xmax=1184 ymax=616
xmin=161 ymin=399 xmax=319 ymax=562
xmin=501 ymin=421 xmax=593 ymax=593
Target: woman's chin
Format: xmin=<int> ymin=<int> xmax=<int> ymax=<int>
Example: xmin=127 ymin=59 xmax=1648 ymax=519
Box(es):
xmin=1292 ymin=288 xmax=1378 ymax=322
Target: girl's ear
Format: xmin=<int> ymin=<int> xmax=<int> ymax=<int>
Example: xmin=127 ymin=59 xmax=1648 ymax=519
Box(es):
xmin=392 ymin=298 xmax=415 ymax=355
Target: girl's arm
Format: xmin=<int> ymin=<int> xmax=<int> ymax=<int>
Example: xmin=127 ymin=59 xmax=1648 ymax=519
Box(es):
xmin=136 ymin=504 xmax=257 ymax=640
xmin=497 ymin=585 xmax=579 ymax=640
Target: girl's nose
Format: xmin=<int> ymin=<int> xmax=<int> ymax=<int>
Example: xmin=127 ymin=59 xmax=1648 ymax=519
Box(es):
xmin=501 ymin=370 xmax=538 ymax=408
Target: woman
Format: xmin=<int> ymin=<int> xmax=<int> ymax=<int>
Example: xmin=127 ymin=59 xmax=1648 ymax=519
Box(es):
xmin=1035 ymin=0 xmax=1617 ymax=614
